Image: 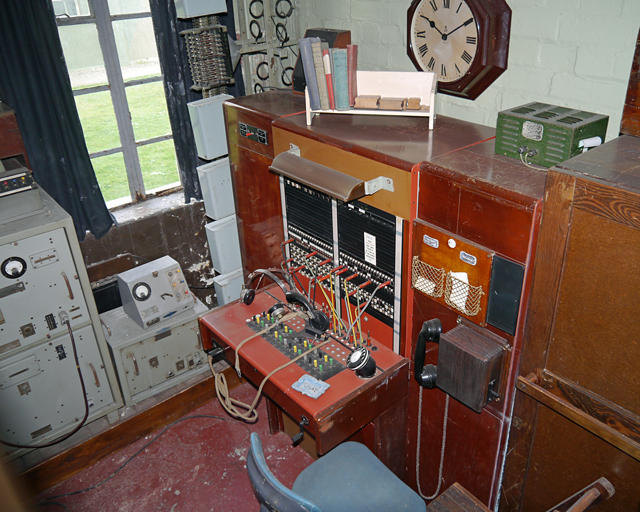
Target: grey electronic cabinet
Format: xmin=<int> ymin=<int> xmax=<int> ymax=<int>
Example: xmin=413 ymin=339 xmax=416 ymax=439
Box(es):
xmin=0 ymin=190 xmax=123 ymax=458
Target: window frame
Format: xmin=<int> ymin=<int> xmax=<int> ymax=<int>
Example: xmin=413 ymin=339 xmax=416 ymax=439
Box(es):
xmin=55 ymin=0 xmax=181 ymax=207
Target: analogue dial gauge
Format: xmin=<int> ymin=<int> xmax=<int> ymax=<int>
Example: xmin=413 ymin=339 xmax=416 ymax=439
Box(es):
xmin=409 ymin=0 xmax=478 ymax=83
xmin=1 ymin=257 xmax=27 ymax=279
xmin=132 ymin=282 xmax=152 ymax=301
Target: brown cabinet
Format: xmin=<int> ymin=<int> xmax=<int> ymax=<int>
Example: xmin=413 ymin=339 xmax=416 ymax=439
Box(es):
xmin=223 ymin=91 xmax=306 ymax=278
xmin=223 ymin=93 xmax=551 ymax=508
xmin=407 ymin=141 xmax=546 ymax=507
xmin=0 ymin=103 xmax=30 ymax=168
xmin=501 ymin=135 xmax=640 ymax=511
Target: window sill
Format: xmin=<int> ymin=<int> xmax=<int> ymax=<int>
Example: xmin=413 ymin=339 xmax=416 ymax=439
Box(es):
xmin=110 ymin=188 xmax=193 ymax=227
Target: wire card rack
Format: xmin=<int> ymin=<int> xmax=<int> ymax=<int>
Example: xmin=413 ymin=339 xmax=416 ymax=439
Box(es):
xmin=232 ymin=0 xmax=300 ymax=93
xmin=411 ymin=255 xmax=484 ymax=318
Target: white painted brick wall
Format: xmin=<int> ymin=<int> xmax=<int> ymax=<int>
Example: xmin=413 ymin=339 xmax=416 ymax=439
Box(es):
xmin=298 ymin=0 xmax=640 ymax=141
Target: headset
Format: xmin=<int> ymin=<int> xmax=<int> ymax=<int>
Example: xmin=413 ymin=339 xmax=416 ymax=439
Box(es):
xmin=240 ymin=268 xmax=329 ymax=333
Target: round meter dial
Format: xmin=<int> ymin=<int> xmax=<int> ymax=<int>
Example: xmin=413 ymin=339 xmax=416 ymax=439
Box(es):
xmin=1 ymin=257 xmax=27 ymax=279
xmin=132 ymin=282 xmax=152 ymax=301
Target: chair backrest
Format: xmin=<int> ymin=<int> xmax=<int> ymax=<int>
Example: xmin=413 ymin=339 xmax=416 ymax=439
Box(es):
xmin=247 ymin=433 xmax=323 ymax=512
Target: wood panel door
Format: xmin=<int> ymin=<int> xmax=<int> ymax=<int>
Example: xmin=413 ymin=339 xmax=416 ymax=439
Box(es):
xmin=501 ymin=158 xmax=640 ymax=511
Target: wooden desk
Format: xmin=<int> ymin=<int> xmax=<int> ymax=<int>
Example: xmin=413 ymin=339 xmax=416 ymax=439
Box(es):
xmin=199 ymin=289 xmax=409 ymax=475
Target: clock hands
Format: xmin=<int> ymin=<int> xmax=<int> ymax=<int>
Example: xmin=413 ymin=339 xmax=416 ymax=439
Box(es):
xmin=420 ymin=15 xmax=474 ymax=41
xmin=420 ymin=15 xmax=445 ymax=38
xmin=444 ymin=17 xmax=475 ymax=38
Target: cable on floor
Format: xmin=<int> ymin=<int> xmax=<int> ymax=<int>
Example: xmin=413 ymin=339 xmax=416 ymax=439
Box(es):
xmin=37 ymin=414 xmax=252 ymax=507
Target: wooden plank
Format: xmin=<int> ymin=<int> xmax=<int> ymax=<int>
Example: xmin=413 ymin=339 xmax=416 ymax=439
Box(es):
xmin=538 ymin=370 xmax=640 ymax=449
xmin=516 ymin=374 xmax=640 ymax=462
xmin=426 ymin=482 xmax=491 ymax=511
xmin=573 ymin=179 xmax=640 ymax=231
xmin=519 ymin=171 xmax=576 ymax=376
xmin=21 ymin=368 xmax=242 ymax=495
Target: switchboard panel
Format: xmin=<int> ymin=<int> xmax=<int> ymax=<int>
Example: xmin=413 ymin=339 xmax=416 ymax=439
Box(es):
xmin=281 ymin=178 xmax=403 ymax=351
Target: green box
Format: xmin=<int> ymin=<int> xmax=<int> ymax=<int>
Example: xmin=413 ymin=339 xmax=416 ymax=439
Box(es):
xmin=495 ymin=102 xmax=609 ymax=168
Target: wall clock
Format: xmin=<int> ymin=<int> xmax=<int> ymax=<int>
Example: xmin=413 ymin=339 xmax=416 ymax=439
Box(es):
xmin=407 ymin=0 xmax=511 ymax=100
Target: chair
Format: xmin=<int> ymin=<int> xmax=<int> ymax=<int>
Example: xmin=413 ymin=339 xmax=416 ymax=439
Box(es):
xmin=247 ymin=433 xmax=427 ymax=512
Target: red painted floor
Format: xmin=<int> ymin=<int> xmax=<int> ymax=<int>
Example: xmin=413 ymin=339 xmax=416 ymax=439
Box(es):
xmin=35 ymin=382 xmax=314 ymax=512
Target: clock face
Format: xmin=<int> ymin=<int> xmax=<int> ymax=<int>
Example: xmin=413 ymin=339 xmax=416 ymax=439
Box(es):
xmin=409 ymin=0 xmax=478 ymax=83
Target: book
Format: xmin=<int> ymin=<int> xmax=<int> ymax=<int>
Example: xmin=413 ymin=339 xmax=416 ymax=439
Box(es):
xmin=311 ymin=38 xmax=330 ymax=110
xmin=322 ymin=49 xmax=335 ymax=110
xmin=347 ymin=44 xmax=358 ymax=107
xmin=332 ymin=48 xmax=349 ymax=111
xmin=299 ymin=37 xmax=320 ymax=110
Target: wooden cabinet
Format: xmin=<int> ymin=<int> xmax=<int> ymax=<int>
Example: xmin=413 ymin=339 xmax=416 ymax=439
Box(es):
xmin=501 ymin=135 xmax=640 ymax=511
xmin=223 ymin=91 xmax=305 ymax=278
xmin=406 ymin=141 xmax=546 ymax=507
xmin=224 ymin=92 xmax=550 ymax=508
xmin=0 ymin=103 xmax=29 ymax=167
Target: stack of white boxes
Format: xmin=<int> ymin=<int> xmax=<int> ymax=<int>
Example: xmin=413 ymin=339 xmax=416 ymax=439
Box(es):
xmin=188 ymin=94 xmax=244 ymax=306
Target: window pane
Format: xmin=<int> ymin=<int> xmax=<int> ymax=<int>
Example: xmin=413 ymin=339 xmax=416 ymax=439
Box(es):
xmin=108 ymin=0 xmax=150 ymax=15
xmin=53 ymin=0 xmax=90 ymax=17
xmin=126 ymin=82 xmax=171 ymax=142
xmin=138 ymin=140 xmax=180 ymax=192
xmin=92 ymin=153 xmax=130 ymax=203
xmin=58 ymin=23 xmax=108 ymax=89
xmin=113 ymin=18 xmax=161 ymax=81
xmin=74 ymin=91 xmax=121 ymax=153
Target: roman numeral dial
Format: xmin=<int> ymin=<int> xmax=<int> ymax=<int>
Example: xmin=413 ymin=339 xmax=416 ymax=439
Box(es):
xmin=408 ymin=0 xmax=478 ymax=83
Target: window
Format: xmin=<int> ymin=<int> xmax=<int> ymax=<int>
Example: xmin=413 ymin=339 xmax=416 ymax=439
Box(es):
xmin=53 ymin=0 xmax=180 ymax=207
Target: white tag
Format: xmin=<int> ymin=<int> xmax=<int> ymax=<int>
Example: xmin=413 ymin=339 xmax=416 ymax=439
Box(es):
xmin=364 ymin=232 xmax=376 ymax=266
xmin=423 ymin=234 xmax=439 ymax=249
xmin=460 ymin=251 xmax=477 ymax=266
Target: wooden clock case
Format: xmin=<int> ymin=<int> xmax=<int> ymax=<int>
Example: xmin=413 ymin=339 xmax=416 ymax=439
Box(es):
xmin=406 ymin=0 xmax=512 ymax=100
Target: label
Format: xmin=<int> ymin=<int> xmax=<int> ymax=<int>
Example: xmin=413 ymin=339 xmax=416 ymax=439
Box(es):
xmin=460 ymin=251 xmax=477 ymax=266
xmin=522 ymin=121 xmax=544 ymax=141
xmin=423 ymin=234 xmax=439 ymax=249
xmin=364 ymin=232 xmax=376 ymax=266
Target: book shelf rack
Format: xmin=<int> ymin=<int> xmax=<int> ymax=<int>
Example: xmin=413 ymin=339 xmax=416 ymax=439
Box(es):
xmin=305 ymin=70 xmax=437 ymax=129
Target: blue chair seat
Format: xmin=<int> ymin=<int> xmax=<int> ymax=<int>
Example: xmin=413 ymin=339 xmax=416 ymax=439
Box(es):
xmin=248 ymin=433 xmax=426 ymax=512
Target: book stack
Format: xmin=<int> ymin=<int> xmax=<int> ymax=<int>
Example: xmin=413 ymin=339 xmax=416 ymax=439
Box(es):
xmin=299 ymin=37 xmax=358 ymax=112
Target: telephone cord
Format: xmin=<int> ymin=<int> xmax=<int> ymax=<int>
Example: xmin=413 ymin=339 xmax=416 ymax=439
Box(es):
xmin=416 ymin=388 xmax=449 ymax=500
xmin=210 ymin=338 xmax=332 ymax=422
xmin=210 ymin=309 xmax=332 ymax=422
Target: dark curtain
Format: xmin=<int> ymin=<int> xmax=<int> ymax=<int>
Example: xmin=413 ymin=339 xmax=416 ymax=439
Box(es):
xmin=0 ymin=0 xmax=113 ymax=241
xmin=149 ymin=0 xmax=245 ymax=203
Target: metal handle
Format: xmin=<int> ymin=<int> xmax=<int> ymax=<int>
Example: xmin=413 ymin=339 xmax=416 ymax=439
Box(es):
xmin=292 ymin=415 xmax=309 ymax=446
xmin=88 ymin=362 xmax=100 ymax=387
xmin=61 ymin=272 xmax=74 ymax=300
xmin=128 ymin=353 xmax=139 ymax=376
xmin=100 ymin=319 xmax=111 ymax=338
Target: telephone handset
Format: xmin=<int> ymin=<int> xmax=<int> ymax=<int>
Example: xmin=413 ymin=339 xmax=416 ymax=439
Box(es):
xmin=414 ymin=318 xmax=441 ymax=388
